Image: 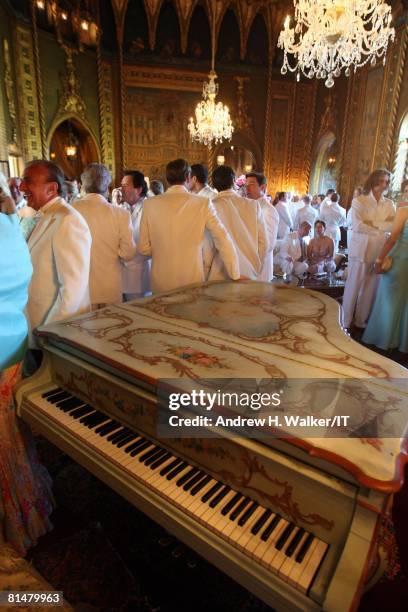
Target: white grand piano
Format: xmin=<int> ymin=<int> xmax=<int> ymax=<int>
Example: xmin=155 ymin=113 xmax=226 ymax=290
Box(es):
xmin=16 ymin=281 xmax=408 ymax=612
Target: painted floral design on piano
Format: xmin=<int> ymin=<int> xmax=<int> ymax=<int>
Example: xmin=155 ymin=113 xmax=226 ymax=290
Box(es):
xmin=134 ymin=282 xmax=390 ymax=378
xmin=163 ymin=345 xmax=227 ymax=369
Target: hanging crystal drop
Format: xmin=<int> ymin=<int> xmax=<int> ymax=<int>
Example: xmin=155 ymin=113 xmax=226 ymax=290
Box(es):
xmin=325 ymin=75 xmax=334 ymax=88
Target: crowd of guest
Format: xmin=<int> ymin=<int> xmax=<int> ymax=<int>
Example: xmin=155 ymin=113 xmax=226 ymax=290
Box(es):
xmin=0 ymin=157 xmax=407 ymax=558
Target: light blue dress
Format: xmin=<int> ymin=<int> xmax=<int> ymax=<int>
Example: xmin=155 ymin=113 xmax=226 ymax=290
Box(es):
xmin=0 ymin=213 xmax=33 ymax=369
xmin=363 ymin=216 xmax=408 ymax=352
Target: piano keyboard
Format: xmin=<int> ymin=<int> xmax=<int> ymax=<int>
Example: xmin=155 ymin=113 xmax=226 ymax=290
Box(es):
xmin=33 ymin=387 xmax=329 ymax=595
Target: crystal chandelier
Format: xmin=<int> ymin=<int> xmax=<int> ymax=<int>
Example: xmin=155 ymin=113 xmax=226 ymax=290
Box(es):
xmin=188 ymin=6 xmax=233 ymax=146
xmin=278 ymin=1 xmax=395 ymax=88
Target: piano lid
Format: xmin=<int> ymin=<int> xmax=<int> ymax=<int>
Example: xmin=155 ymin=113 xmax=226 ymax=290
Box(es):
xmin=36 ymin=281 xmax=408 ymax=491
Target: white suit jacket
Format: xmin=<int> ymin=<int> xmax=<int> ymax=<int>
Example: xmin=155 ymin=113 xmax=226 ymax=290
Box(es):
xmin=279 ymin=231 xmax=309 ymax=263
xmin=257 ymin=195 xmax=278 ymax=281
xmin=74 ymin=193 xmax=136 ymax=304
xmin=275 ymin=201 xmax=294 ymax=239
xmin=349 ymin=192 xmax=395 ymax=262
xmin=27 ymin=196 xmax=92 ymax=334
xmin=294 ymin=205 xmax=317 ymax=230
xmin=206 ymin=189 xmax=268 ymax=281
xmin=197 ymin=185 xmax=217 ymax=200
xmin=121 ymin=198 xmax=151 ymax=295
xmin=138 ymin=185 xmax=239 ymax=293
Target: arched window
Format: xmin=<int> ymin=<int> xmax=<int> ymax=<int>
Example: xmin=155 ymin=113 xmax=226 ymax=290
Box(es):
xmin=392 ymin=112 xmax=408 ymax=193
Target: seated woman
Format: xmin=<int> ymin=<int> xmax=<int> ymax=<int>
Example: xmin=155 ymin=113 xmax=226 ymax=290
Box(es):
xmin=307 ymin=220 xmax=336 ymax=275
xmin=0 ymin=185 xmax=54 ymax=555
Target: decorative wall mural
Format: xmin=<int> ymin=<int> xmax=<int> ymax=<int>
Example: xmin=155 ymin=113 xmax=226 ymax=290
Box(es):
xmin=125 ymin=86 xmax=207 ymax=181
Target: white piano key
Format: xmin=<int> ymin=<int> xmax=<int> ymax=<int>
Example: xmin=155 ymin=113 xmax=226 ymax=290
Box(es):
xmin=269 ymin=527 xmax=301 ymax=574
xmin=297 ymin=540 xmax=328 ymax=594
xmin=257 ymin=520 xmax=289 ymax=568
xmin=278 ymin=531 xmax=309 ymax=581
xmin=287 ymin=538 xmax=319 ymax=589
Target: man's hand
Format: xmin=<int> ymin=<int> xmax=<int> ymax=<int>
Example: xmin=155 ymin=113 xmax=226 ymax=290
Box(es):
xmin=0 ymin=193 xmax=16 ymax=215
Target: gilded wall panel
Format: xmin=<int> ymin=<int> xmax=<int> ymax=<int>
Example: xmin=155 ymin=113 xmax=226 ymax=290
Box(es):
xmin=125 ymin=87 xmax=206 ymax=180
xmin=13 ymin=24 xmax=42 ymax=162
xmin=288 ymin=82 xmax=316 ymax=194
xmin=355 ymin=66 xmax=384 ymax=187
xmin=266 ymin=95 xmax=291 ymax=194
xmin=100 ymin=61 xmax=116 ymax=177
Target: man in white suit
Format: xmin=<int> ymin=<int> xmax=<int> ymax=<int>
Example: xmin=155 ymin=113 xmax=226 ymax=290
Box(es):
xmin=277 ymin=221 xmax=311 ymax=277
xmin=138 ymin=158 xmax=239 ymax=294
xmin=74 ymin=164 xmax=137 ymax=308
xmin=120 ymin=170 xmax=151 ymax=300
xmin=275 ymin=192 xmax=294 ymax=239
xmin=245 ymin=171 xmax=278 ymax=281
xmin=342 ymin=169 xmax=395 ymax=329
xmin=22 ymin=160 xmax=92 ymax=336
xmin=206 ymin=166 xmax=268 ymax=281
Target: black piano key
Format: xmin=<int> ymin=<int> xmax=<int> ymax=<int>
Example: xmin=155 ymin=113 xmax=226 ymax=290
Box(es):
xmin=166 ymin=461 xmax=189 ymax=481
xmin=238 ymin=501 xmax=259 ymax=527
xmin=160 ymin=458 xmax=182 ymax=476
xmin=221 ymin=492 xmax=242 ymax=516
xmin=183 ymin=471 xmax=205 ymax=492
xmin=190 ymin=474 xmax=211 ymax=496
xmin=80 ymin=411 xmax=101 ymax=424
xmin=201 ymin=481 xmax=223 ymax=503
xmin=129 ymin=440 xmax=152 ymax=457
xmin=56 ymin=397 xmax=84 ymax=410
xmin=107 ymin=427 xmax=128 ymax=442
xmin=150 ymin=451 xmax=172 ymax=470
xmin=124 ymin=437 xmax=147 ymax=454
xmin=42 ymin=388 xmax=61 ymax=398
xmin=139 ymin=445 xmax=160 ymax=463
xmin=176 ymin=467 xmax=199 ymax=487
xmin=116 ymin=433 xmax=137 ymax=448
xmin=70 ymin=405 xmax=94 ymax=419
xmin=229 ymin=497 xmax=251 ymax=521
xmin=111 ymin=428 xmax=133 ymax=443
xmin=145 ymin=448 xmax=166 ymax=466
xmin=209 ymin=485 xmax=231 ymax=508
xmin=295 ymin=533 xmax=315 ymax=563
xmin=285 ymin=528 xmax=305 ymax=558
xmin=261 ymin=515 xmax=281 ymax=542
xmin=251 ymin=509 xmax=272 ymax=536
xmin=47 ymin=391 xmax=71 ymax=403
xmin=86 ymin=414 xmax=109 ymax=429
xmin=275 ymin=523 xmax=296 ymax=551
xmin=96 ymin=420 xmax=119 ymax=435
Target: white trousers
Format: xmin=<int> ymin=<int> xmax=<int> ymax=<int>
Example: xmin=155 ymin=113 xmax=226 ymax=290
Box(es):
xmin=280 ymin=259 xmax=309 ymax=276
xmin=342 ymin=260 xmax=379 ymax=328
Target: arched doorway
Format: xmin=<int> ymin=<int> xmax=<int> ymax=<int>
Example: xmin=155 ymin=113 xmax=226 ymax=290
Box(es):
xmin=309 ymin=132 xmax=336 ymax=195
xmin=213 ymin=130 xmax=263 ymax=178
xmin=48 ymin=118 xmax=99 ymax=180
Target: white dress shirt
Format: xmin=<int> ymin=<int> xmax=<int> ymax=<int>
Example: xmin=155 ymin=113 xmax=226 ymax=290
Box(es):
xmin=138 ymin=185 xmax=239 ymax=294
xmin=206 ymin=189 xmax=268 ymax=281
xmin=74 ymin=193 xmax=136 ymax=305
xmin=121 ymin=198 xmax=151 ymax=296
